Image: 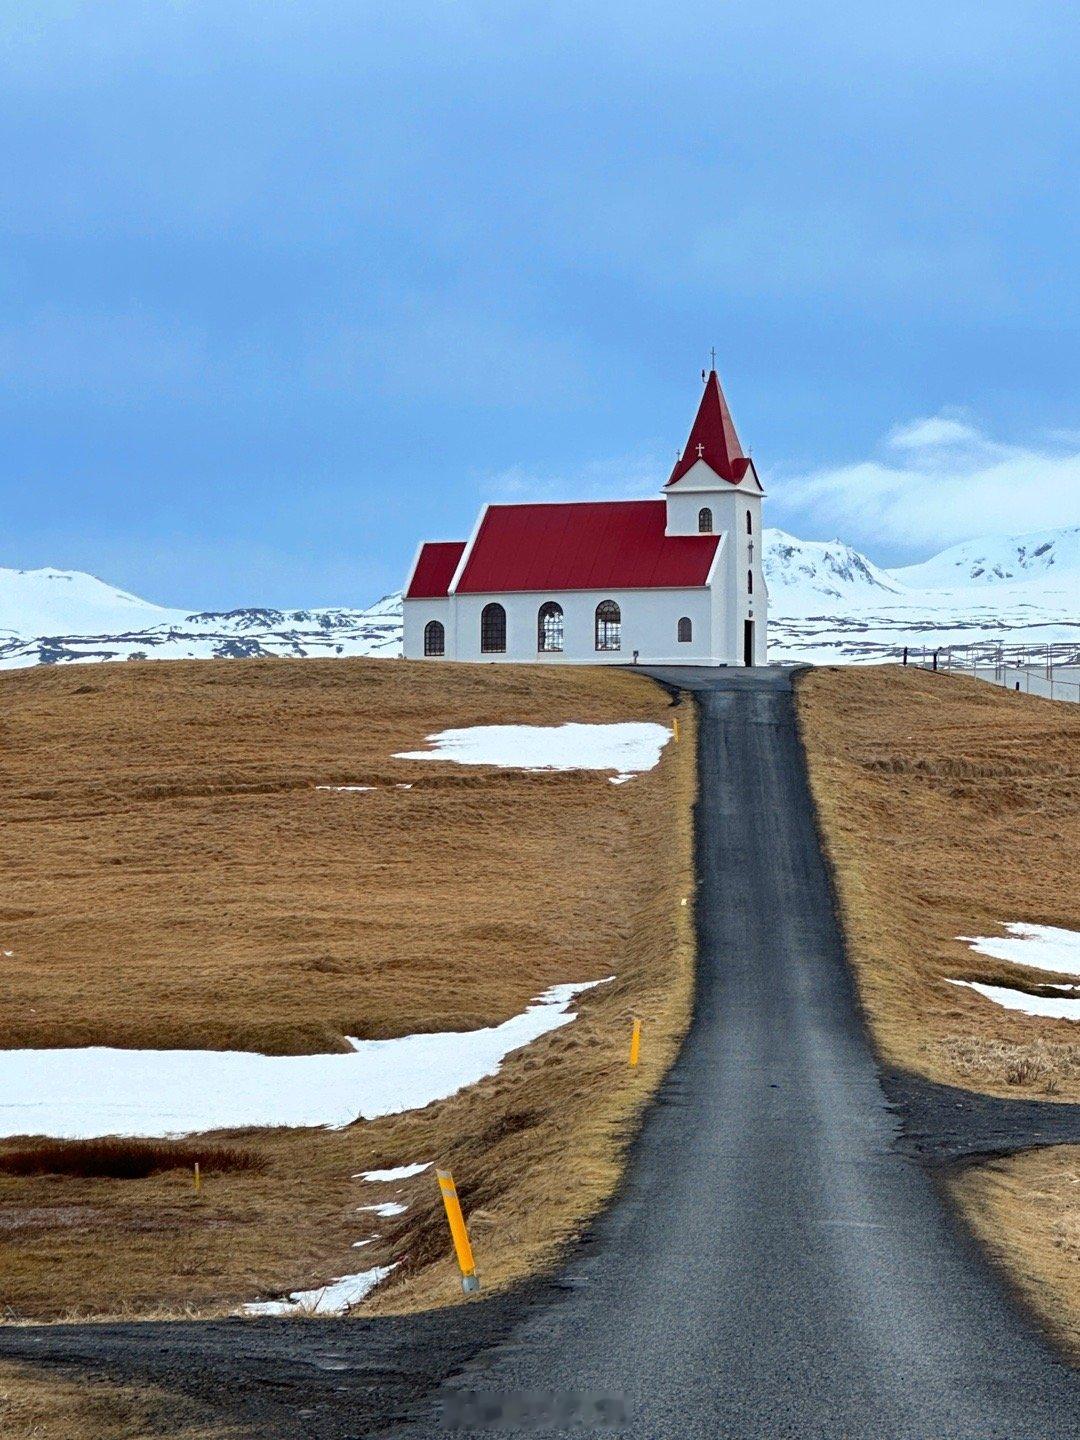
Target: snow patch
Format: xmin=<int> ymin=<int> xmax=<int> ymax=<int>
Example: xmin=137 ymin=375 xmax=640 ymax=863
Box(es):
xmin=358 ymin=1201 xmax=408 ymax=1218
xmin=356 ymin=1162 xmax=431 ymax=1183
xmin=0 ymin=980 xmax=607 ymax=1139
xmin=958 ymin=923 xmax=1080 ymax=979
xmin=946 ymin=979 xmax=1080 ymax=1021
xmin=243 ymin=1263 xmax=396 ymax=1317
xmin=395 ymin=723 xmax=670 ymax=783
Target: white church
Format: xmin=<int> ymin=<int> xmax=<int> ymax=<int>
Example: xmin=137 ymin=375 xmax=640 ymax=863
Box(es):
xmin=403 ymin=366 xmax=767 ymax=667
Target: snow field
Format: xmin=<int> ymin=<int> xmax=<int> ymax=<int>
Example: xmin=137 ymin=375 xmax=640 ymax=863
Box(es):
xmin=0 ymin=980 xmax=610 ymax=1140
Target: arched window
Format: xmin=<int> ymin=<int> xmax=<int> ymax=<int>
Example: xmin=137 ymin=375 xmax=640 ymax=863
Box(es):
xmin=595 ymin=600 xmax=621 ymax=652
xmin=747 ymin=569 xmax=754 ymax=595
xmin=537 ymin=601 xmax=564 ymax=652
xmin=746 ymin=509 xmax=753 ymax=535
xmin=677 ymin=616 xmax=692 ymax=643
xmin=480 ymin=602 xmax=506 ymax=653
xmin=698 ymin=507 xmax=713 ymax=533
xmin=423 ymin=620 xmax=445 ymax=657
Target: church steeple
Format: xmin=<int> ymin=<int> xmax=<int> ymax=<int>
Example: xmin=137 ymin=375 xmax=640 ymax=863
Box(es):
xmin=666 ymin=368 xmax=749 ymax=486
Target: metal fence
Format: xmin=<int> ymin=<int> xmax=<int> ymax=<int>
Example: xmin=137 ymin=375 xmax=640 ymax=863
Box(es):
xmin=904 ymin=641 xmax=1080 ymax=704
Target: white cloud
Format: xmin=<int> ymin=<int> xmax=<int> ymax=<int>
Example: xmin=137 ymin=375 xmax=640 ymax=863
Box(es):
xmin=887 ymin=415 xmax=984 ymax=451
xmin=777 ymin=413 xmax=1080 ymax=554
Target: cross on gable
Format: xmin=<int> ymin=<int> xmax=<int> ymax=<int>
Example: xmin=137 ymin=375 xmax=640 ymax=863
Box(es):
xmin=696 ymin=442 xmax=705 ymax=458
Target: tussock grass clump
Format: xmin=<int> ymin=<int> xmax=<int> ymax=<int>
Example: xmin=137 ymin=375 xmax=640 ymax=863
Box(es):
xmin=0 ymin=1138 xmax=265 ymax=1179
xmin=930 ymin=1032 xmax=1080 ymax=1095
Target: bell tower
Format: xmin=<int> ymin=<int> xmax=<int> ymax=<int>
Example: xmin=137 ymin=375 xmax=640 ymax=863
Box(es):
xmin=663 ymin=363 xmax=767 ymax=665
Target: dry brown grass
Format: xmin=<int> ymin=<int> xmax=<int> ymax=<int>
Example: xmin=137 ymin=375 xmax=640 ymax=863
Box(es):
xmin=0 ymin=1361 xmax=238 ymax=1440
xmin=0 ymin=657 xmax=695 ymax=1322
xmin=795 ymin=666 xmax=1080 ymax=1098
xmin=946 ymin=1147 xmax=1080 ymax=1356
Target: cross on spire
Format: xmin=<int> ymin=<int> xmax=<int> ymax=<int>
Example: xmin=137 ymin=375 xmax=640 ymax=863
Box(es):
xmin=710 ymin=347 xmax=716 ymax=371
xmin=696 ymin=442 xmax=705 ymax=458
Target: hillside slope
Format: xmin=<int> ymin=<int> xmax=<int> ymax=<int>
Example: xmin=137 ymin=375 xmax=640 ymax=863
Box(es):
xmin=0 ymin=657 xmax=694 ymax=1321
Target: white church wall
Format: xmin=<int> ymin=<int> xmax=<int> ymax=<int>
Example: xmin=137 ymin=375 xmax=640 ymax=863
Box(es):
xmin=442 ymin=587 xmax=718 ymax=665
xmin=701 ymin=490 xmax=767 ymax=665
xmin=403 ymin=597 xmax=450 ymax=658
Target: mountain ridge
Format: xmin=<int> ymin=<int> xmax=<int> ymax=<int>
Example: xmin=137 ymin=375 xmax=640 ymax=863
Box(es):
xmin=2 ymin=524 xmax=1077 ymax=669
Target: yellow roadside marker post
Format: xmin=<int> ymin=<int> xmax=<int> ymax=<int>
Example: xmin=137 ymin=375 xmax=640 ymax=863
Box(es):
xmin=629 ymin=1017 xmax=642 ymax=1067
xmin=673 ymin=717 xmax=680 ymax=744
xmin=193 ymin=1162 xmax=202 ymax=1198
xmin=437 ymin=1168 xmax=480 ymax=1294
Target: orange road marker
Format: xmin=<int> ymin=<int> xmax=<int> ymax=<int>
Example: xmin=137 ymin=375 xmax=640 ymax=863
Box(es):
xmin=629 ymin=1017 xmax=642 ymax=1067
xmin=437 ymin=1168 xmax=480 ymax=1293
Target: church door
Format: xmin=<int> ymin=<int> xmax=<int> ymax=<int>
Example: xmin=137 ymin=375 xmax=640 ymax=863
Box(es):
xmin=743 ymin=619 xmax=755 ymax=667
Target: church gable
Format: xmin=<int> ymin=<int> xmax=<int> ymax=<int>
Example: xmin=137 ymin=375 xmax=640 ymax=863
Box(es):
xmin=666 ymin=456 xmax=764 ymax=496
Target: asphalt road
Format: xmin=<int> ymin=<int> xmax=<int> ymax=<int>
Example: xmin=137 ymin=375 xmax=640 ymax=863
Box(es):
xmin=385 ymin=666 xmax=1080 ymax=1437
xmin=2 ymin=667 xmax=1078 ymax=1438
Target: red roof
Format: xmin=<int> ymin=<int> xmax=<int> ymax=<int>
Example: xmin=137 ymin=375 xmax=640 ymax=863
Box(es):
xmin=454 ymin=501 xmax=719 ymax=593
xmin=667 ymin=370 xmax=750 ymax=487
xmin=406 ymin=541 xmax=466 ymax=598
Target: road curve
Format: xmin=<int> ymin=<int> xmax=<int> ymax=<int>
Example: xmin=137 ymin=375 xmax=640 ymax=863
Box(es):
xmin=2 ymin=669 xmax=1077 ymax=1437
xmin=388 ymin=666 xmax=1079 ymax=1438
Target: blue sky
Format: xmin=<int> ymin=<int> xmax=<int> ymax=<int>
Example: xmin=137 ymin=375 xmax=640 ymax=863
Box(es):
xmin=1 ymin=2 xmax=1077 ymax=609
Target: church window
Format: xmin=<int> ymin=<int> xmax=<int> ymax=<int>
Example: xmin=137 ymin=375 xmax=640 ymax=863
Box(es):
xmin=423 ymin=620 xmax=445 ymax=657
xmin=481 ymin=602 xmax=506 ymax=653
xmin=747 ymin=569 xmax=754 ymax=595
xmin=677 ymin=616 xmax=692 ymax=643
xmin=698 ymin=507 xmax=713 ymax=533
xmin=537 ymin=601 xmax=564 ymax=652
xmin=746 ymin=509 xmax=752 ymax=535
xmin=595 ymin=600 xmax=621 ymax=652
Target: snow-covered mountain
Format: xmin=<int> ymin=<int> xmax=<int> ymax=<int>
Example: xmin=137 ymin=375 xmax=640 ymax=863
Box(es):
xmin=0 ymin=566 xmax=182 ymax=640
xmin=763 ymin=531 xmax=904 ymax=610
xmin=0 ymin=570 xmax=401 ymax=669
xmin=764 ymin=525 xmax=1080 ymax=663
xmin=891 ymin=526 xmax=1080 ymax=591
xmin=1 ymin=525 xmax=1077 ymax=670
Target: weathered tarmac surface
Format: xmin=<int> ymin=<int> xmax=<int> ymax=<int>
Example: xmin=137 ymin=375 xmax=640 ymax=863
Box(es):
xmin=2 ymin=668 xmax=1078 ymax=1438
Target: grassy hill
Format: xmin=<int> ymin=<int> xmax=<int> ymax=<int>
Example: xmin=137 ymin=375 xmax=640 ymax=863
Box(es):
xmin=0 ymin=657 xmax=694 ymax=1323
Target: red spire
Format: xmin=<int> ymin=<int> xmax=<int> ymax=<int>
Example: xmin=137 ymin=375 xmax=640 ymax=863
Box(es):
xmin=666 ymin=369 xmax=749 ymax=486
